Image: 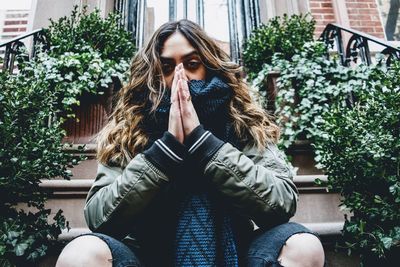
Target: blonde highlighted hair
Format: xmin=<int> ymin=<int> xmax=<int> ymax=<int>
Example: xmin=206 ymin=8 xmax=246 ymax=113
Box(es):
xmin=97 ymin=19 xmax=280 ymax=168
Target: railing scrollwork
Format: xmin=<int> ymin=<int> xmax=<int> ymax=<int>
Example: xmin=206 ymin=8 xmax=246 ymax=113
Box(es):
xmin=320 ymin=23 xmax=400 ymax=66
xmin=0 ymin=29 xmax=48 ymax=74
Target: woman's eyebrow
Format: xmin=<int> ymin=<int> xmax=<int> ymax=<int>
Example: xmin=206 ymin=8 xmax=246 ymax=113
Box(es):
xmin=160 ymin=51 xmax=200 ymax=61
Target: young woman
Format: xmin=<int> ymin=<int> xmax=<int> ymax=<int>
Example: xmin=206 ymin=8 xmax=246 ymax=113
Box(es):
xmin=56 ymin=19 xmax=325 ymax=267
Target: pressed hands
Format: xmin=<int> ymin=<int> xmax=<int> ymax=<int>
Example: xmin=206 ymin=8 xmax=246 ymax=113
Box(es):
xmin=168 ymin=63 xmax=200 ymax=143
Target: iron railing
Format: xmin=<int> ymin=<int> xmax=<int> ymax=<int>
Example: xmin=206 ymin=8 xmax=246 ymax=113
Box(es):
xmin=0 ymin=29 xmax=47 ymax=74
xmin=320 ymin=23 xmax=400 ymax=66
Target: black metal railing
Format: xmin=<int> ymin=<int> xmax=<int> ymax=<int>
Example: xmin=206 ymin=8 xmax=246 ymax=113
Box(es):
xmin=0 ymin=29 xmax=47 ymax=74
xmin=320 ymin=23 xmax=400 ymax=66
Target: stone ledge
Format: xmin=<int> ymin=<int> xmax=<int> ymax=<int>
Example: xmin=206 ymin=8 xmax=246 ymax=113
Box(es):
xmin=301 ymin=221 xmax=344 ymax=236
xmin=58 ymin=222 xmax=344 ymax=242
xmin=58 ymin=227 xmax=92 ymax=241
xmin=40 ymin=179 xmax=93 ymax=191
xmin=40 ymin=175 xmax=330 ymax=192
xmin=65 ymin=142 xmax=315 ymax=154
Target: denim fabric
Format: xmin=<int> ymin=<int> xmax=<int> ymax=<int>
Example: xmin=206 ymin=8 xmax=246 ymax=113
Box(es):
xmin=246 ymin=222 xmax=318 ymax=267
xmin=79 ymin=233 xmax=143 ymax=267
xmin=78 ymin=222 xmax=318 ymax=267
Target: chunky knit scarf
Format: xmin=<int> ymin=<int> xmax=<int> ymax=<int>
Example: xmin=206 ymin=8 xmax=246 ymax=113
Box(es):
xmin=144 ymin=76 xmax=241 ymax=266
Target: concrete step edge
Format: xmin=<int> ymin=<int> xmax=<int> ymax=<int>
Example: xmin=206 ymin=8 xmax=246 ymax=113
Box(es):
xmin=40 ymin=179 xmax=93 ymax=191
xmin=40 ymin=175 xmax=329 ymax=191
xmin=301 ymin=221 xmax=344 ymax=236
xmin=58 ymin=222 xmax=344 ymax=242
xmin=66 ymin=142 xmax=313 ymax=154
xmin=63 ymin=143 xmax=96 ymax=154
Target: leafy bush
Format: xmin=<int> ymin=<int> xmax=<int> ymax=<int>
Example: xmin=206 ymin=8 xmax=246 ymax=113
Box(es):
xmin=0 ymin=5 xmax=136 ymax=265
xmin=44 ymin=5 xmax=136 ymax=62
xmin=23 ymin=45 xmax=129 ymax=115
xmin=0 ymin=66 xmax=80 ymax=266
xmin=252 ymin=41 xmax=367 ymax=149
xmin=252 ymin=41 xmax=400 ymax=263
xmin=314 ymin=61 xmax=400 ymax=265
xmin=41 ymin=5 xmax=134 ymax=116
xmin=242 ymin=13 xmax=315 ymax=80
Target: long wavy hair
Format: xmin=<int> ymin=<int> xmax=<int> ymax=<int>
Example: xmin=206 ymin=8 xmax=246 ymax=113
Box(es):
xmin=96 ymin=19 xmax=280 ymax=168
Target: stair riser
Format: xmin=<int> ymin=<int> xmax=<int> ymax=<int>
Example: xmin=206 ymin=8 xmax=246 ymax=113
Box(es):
xmin=291 ymin=192 xmax=347 ymax=223
xmin=69 ymin=158 xmax=97 ymax=179
xmin=39 ymin=191 xmax=345 ymax=229
xmin=289 ymin=149 xmax=323 ymax=175
xmin=69 ymin=144 xmax=323 ymax=179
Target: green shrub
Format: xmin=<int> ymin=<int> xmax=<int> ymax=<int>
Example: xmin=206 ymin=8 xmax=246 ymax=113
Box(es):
xmin=0 ymin=65 xmax=80 ymax=266
xmin=22 ymin=45 xmax=129 ymax=116
xmin=252 ymin=35 xmax=400 ymax=264
xmin=252 ymin=41 xmax=366 ymax=150
xmin=242 ymin=13 xmax=315 ymax=80
xmin=44 ymin=5 xmax=136 ymax=62
xmin=0 ymin=5 xmax=136 ymax=265
xmin=314 ymin=60 xmax=400 ymax=265
xmin=41 ymin=5 xmax=135 ymax=116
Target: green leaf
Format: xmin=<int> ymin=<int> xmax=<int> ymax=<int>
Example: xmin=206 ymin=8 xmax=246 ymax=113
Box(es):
xmin=15 ymin=243 xmax=28 ymax=256
xmin=381 ymin=237 xmax=393 ymax=250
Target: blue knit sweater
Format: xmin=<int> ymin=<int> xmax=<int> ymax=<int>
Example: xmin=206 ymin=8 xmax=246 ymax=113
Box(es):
xmin=144 ymin=76 xmax=242 ymax=266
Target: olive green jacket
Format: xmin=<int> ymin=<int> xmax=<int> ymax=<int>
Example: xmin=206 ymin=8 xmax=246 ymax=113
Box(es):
xmin=84 ymin=129 xmax=298 ymax=242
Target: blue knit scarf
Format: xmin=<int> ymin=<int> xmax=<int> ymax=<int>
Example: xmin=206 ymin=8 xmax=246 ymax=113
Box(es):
xmin=144 ymin=76 xmax=241 ymax=266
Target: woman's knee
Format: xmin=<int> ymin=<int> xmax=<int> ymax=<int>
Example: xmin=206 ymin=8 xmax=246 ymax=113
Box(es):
xmin=278 ymin=233 xmax=325 ymax=267
xmin=56 ymin=235 xmax=112 ymax=267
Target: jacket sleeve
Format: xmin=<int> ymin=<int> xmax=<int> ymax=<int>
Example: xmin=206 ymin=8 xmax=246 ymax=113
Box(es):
xmin=184 ymin=125 xmax=298 ymax=228
xmin=84 ymin=131 xmax=187 ymax=238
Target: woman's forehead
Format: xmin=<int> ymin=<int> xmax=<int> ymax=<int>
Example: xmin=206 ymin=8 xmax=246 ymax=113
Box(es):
xmin=160 ymin=32 xmax=197 ymax=59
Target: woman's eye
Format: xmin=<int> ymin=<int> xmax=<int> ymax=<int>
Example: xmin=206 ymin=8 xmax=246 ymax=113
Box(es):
xmin=185 ymin=61 xmax=201 ymax=70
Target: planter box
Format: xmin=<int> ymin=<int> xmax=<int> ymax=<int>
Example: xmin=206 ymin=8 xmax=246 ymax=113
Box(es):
xmin=62 ymin=82 xmax=118 ymax=144
xmin=263 ymin=70 xmax=280 ymax=113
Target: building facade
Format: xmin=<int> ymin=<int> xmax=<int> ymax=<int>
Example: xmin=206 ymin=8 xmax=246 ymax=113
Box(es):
xmin=2 ymin=0 xmax=399 ymax=62
xmin=0 ymin=7 xmax=31 ymax=57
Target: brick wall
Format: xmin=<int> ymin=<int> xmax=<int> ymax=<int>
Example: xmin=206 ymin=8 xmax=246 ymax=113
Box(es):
xmin=345 ymin=0 xmax=384 ymax=38
xmin=1 ymin=10 xmax=30 ymax=40
xmin=3 ymin=27 xmax=27 ymax=33
xmin=309 ymin=0 xmax=336 ymax=37
xmin=309 ymin=0 xmax=385 ymax=39
xmin=4 ymin=20 xmax=28 ymax=26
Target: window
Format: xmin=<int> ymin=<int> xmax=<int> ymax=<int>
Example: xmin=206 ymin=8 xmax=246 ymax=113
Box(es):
xmin=115 ymin=0 xmax=262 ymax=62
xmin=142 ymin=0 xmax=231 ymax=56
xmin=203 ymin=0 xmax=230 ymax=52
xmin=260 ymin=0 xmax=309 ymax=23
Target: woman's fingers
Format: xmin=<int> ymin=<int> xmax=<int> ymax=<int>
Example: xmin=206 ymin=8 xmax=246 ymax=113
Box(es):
xmin=169 ymin=98 xmax=184 ymax=143
xmin=168 ymin=63 xmax=199 ymax=141
xmin=178 ymin=74 xmax=200 ymax=136
xmin=168 ymin=66 xmax=185 ymax=143
xmin=170 ymin=66 xmax=179 ymax=103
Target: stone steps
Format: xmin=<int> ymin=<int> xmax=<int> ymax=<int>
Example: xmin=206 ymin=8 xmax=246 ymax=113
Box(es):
xmin=35 ymin=143 xmax=360 ymax=266
xmin=39 ymin=175 xmax=347 ymax=229
xmin=55 ymin=222 xmax=345 ymax=241
xmin=66 ymin=141 xmax=325 ymax=179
